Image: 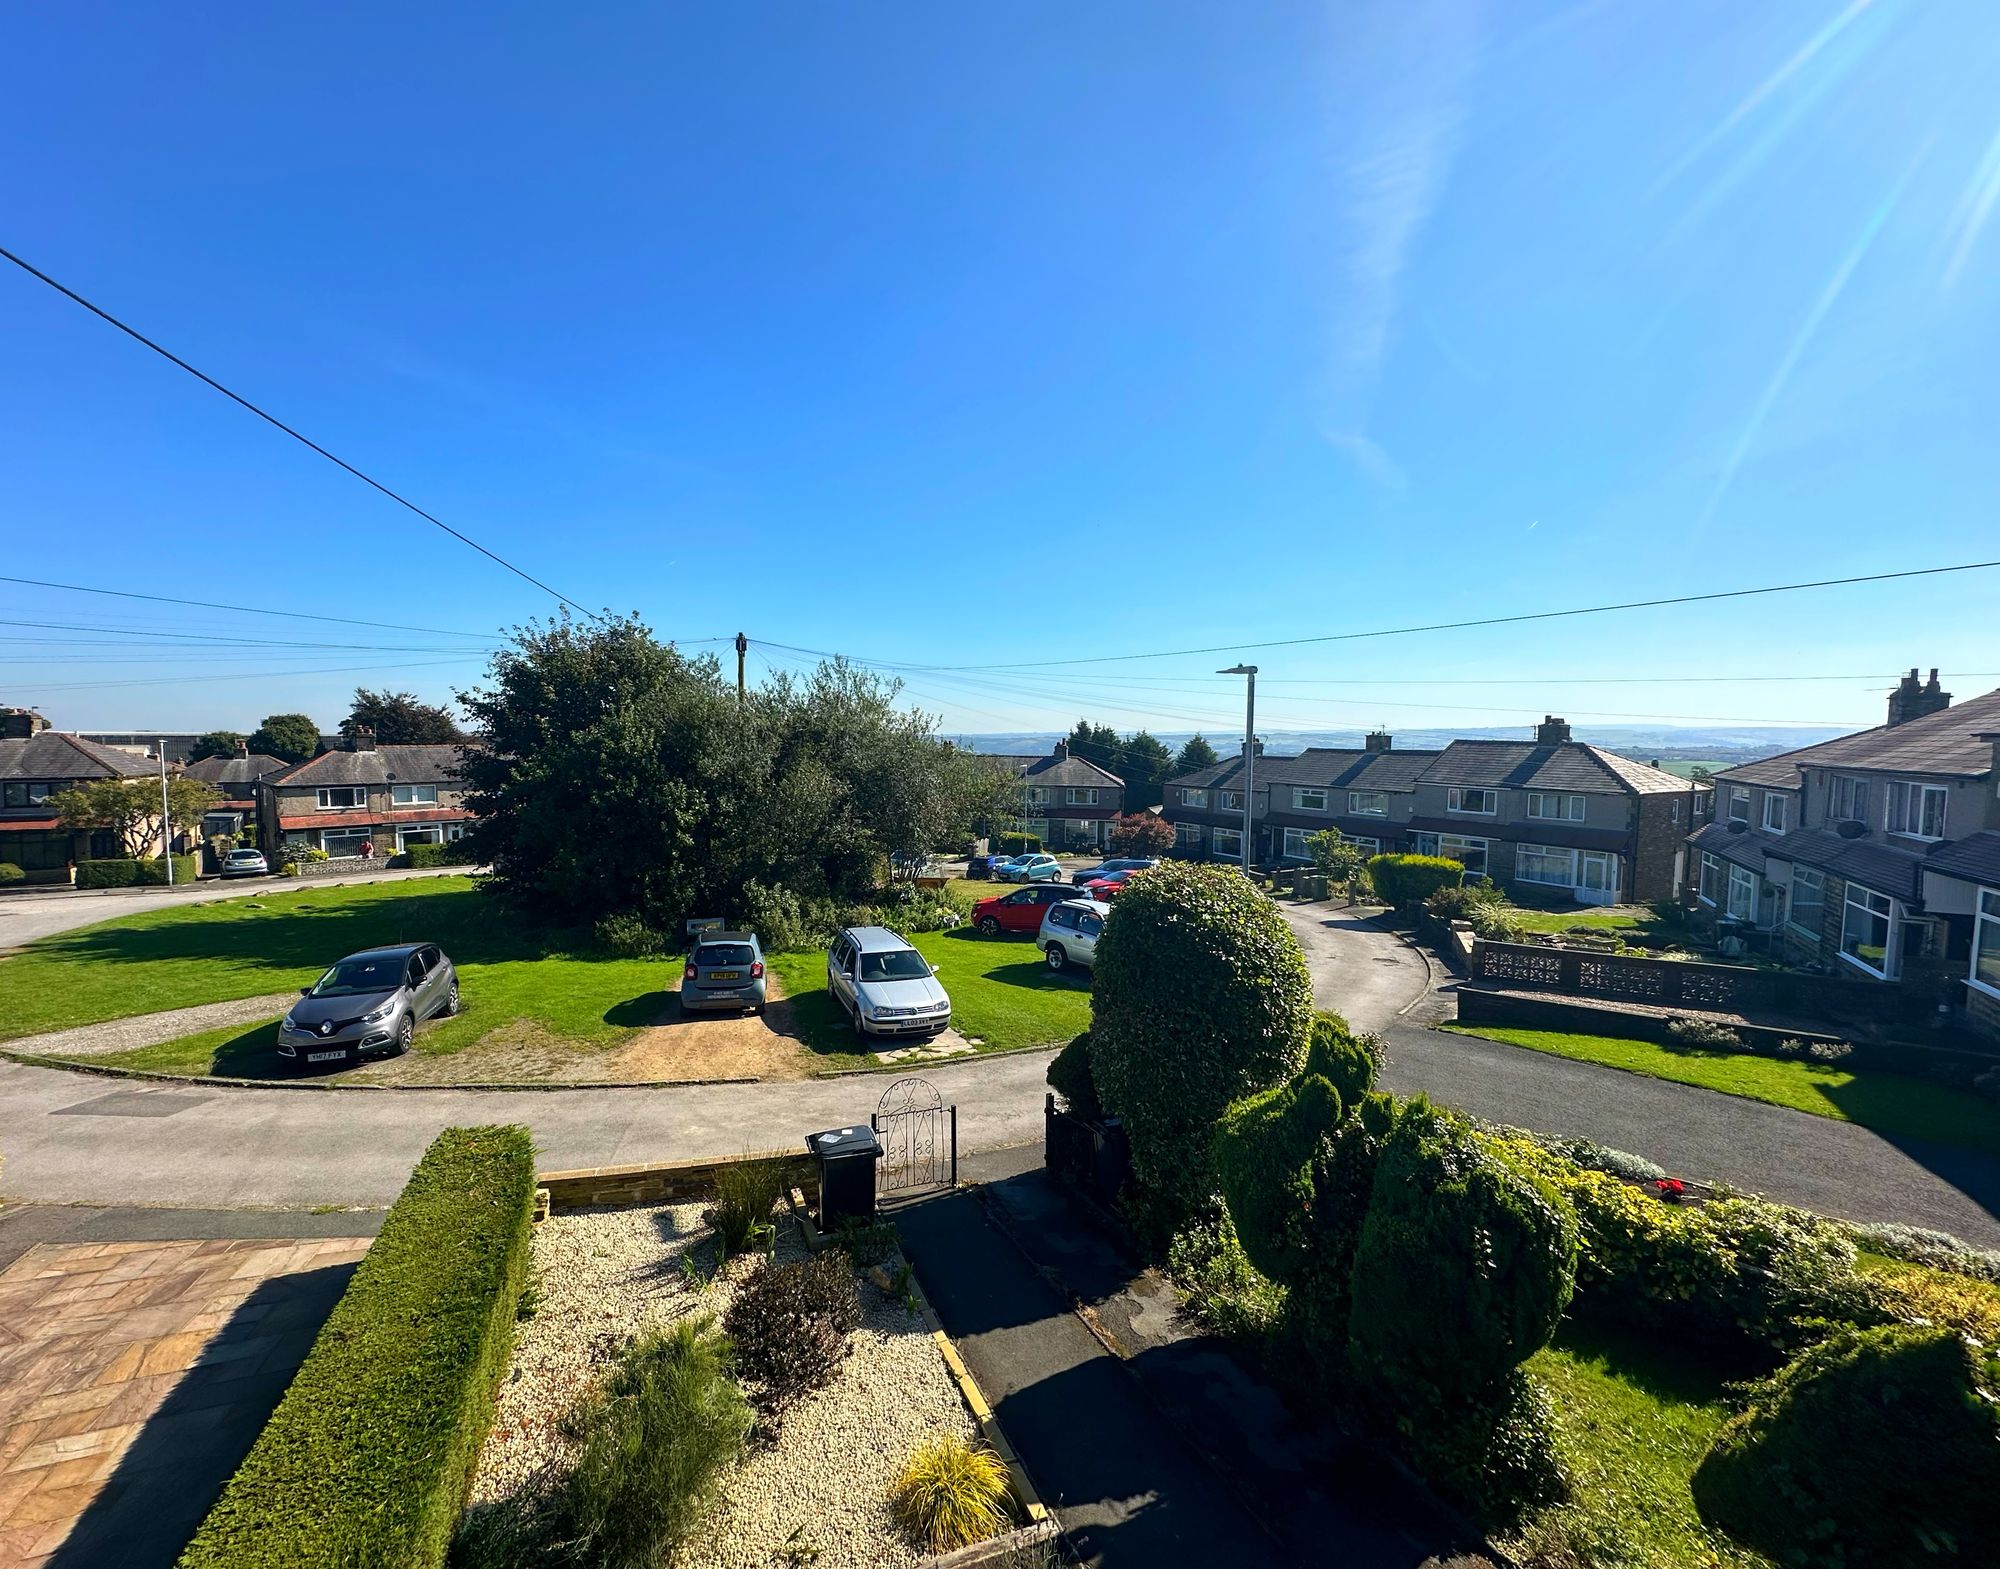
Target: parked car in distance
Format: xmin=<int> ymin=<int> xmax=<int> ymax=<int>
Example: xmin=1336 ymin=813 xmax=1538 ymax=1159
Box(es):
xmin=220 ymin=847 xmax=269 ymax=878
xmin=997 ymin=852 xmax=1064 ymax=883
xmin=827 ymin=926 xmax=951 ymax=1040
xmin=1082 ymin=867 xmax=1144 ymax=899
xmin=971 ymin=881 xmax=1079 ymax=936
xmin=680 ymin=931 xmax=766 ymax=1016
xmin=1069 ymin=857 xmax=1157 ymax=886
xmin=277 ymin=943 xmax=458 ymax=1068
xmin=1039 ymin=897 xmax=1108 ymax=971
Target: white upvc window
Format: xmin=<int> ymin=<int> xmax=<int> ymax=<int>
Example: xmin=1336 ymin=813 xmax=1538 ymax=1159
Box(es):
xmin=321 ymin=826 xmax=372 ymax=857
xmin=1727 ymin=786 xmax=1750 ymax=823
xmin=1698 ymin=851 xmax=1723 ymax=906
xmin=1839 ymin=884 xmax=1897 ymax=979
xmin=1446 ymin=787 xmax=1496 ymax=816
xmin=1219 ymin=790 xmax=1244 ymax=811
xmin=1761 ymin=793 xmax=1788 ymax=834
xmin=316 ymin=786 xmax=366 ymax=810
xmin=1885 ymin=780 xmax=1947 ymax=841
xmin=1829 ymin=775 xmax=1869 ymax=823
xmin=1066 ymin=786 xmax=1100 ymax=806
xmin=1344 ymin=835 xmax=1382 ymax=856
xmin=1027 ymin=786 xmax=1050 ymax=806
xmin=1183 ymin=787 xmax=1208 ymax=808
xmin=1433 ymin=834 xmax=1489 ymax=875
xmin=1525 ymin=792 xmax=1585 ymax=821
xmin=1282 ymin=827 xmax=1313 ymax=859
xmin=1293 ymin=787 xmax=1328 ymax=811
xmin=1788 ymin=866 xmax=1825 ymax=937
xmin=1972 ymin=888 xmax=2000 ymax=1000
xmin=1726 ymin=865 xmax=1757 ymax=922
xmin=1174 ymin=821 xmax=1204 ymax=847
xmin=1348 ymin=791 xmax=1388 ymax=816
xmin=1516 ymin=845 xmax=1578 ymax=886
xmin=396 ymin=824 xmax=443 ymax=850
xmin=1211 ymin=825 xmax=1244 ymax=858
xmin=390 ymin=783 xmax=438 ymax=807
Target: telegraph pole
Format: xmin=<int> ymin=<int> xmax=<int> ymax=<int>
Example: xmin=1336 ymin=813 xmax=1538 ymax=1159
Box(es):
xmin=1219 ymin=665 xmax=1257 ymax=872
xmin=157 ymin=740 xmax=174 ymax=887
xmin=735 ymin=632 xmax=748 ymax=705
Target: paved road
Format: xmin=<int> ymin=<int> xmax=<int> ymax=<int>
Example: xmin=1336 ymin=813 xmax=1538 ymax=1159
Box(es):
xmin=0 ymin=866 xmax=476 ymax=947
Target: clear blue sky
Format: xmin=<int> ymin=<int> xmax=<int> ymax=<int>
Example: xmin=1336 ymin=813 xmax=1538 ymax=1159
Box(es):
xmin=4 ymin=1 xmax=1997 ymax=741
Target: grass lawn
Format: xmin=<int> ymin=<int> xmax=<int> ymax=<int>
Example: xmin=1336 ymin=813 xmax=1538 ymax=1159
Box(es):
xmin=1515 ymin=1320 xmax=1770 ymax=1569
xmin=1447 ymin=1024 xmax=2000 ymax=1161
xmin=767 ymin=926 xmax=1090 ymax=1070
xmin=1505 ymin=905 xmax=1661 ymax=936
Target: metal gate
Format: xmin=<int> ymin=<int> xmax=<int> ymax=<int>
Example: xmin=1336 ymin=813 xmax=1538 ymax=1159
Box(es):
xmin=871 ymin=1076 xmax=957 ymax=1195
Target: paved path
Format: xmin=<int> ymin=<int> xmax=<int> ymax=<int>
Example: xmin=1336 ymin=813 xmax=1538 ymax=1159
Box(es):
xmin=1274 ymin=902 xmax=1436 ymax=1028
xmin=8 ymin=996 xmax=297 ymax=1060
xmin=0 ymin=867 xmax=475 ymax=948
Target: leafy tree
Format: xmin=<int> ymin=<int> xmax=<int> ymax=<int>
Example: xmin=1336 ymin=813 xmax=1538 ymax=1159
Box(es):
xmin=1687 ymin=765 xmax=1714 ymax=786
xmin=1115 ymin=730 xmax=1174 ymax=811
xmin=1307 ymin=830 xmax=1365 ymax=881
xmin=52 ymin=776 xmax=222 ymax=858
xmin=342 ymin=689 xmax=464 ymax=746
xmin=189 ymin=730 xmax=246 ymax=763
xmin=250 ymin=713 xmax=322 ymax=764
xmin=1063 ymin=720 xmax=1122 ymax=772
xmin=1174 ymin=734 xmax=1220 ymax=774
xmin=1105 ymin=812 xmax=1174 ymax=857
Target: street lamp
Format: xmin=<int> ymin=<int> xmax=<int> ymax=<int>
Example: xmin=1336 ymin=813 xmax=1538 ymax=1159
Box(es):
xmin=1218 ymin=664 xmax=1256 ymax=872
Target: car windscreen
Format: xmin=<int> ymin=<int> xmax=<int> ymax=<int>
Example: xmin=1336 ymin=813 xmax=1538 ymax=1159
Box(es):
xmin=311 ymin=957 xmax=401 ymax=997
xmin=859 ymin=949 xmax=931 ymax=982
xmin=696 ymin=943 xmax=755 ymax=966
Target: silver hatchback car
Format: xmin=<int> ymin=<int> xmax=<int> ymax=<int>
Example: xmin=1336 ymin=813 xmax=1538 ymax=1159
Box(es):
xmin=681 ymin=931 xmax=767 ymax=1015
xmin=1037 ymin=897 xmax=1108 ymax=972
xmin=277 ymin=943 xmax=458 ymax=1067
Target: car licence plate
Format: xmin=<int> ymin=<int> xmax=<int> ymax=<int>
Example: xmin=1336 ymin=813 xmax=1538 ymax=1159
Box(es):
xmin=306 ymin=1049 xmax=348 ymax=1063
xmin=709 ymin=971 xmax=740 ymax=981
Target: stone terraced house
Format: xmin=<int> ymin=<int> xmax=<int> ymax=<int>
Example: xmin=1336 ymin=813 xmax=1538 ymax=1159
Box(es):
xmin=258 ymin=729 xmax=472 ymax=861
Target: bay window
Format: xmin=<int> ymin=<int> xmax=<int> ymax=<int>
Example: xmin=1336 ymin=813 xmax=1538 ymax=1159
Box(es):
xmin=1788 ymin=866 xmax=1825 ymax=937
xmin=1516 ymin=845 xmax=1577 ymax=887
xmin=1698 ymin=851 xmax=1723 ymax=905
xmin=1726 ymin=865 xmax=1757 ymax=922
xmin=1211 ymin=825 xmax=1243 ymax=858
xmin=1839 ymin=884 xmax=1896 ymax=978
xmin=1973 ymin=889 xmax=2000 ymax=999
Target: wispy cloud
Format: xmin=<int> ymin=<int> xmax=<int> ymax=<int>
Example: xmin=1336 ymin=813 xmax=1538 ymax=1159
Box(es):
xmin=1943 ymin=122 xmax=2000 ymax=287
xmin=1323 ymin=429 xmax=1407 ymax=490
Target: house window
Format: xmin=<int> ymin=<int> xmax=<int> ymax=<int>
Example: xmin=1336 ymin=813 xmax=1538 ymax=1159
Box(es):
xmin=1431 ymin=834 xmax=1488 ymax=875
xmin=396 ymin=825 xmax=442 ymax=850
xmin=1182 ymin=788 xmax=1208 ymax=808
xmin=1698 ymin=851 xmax=1723 ymax=906
xmin=1761 ymin=794 xmax=1788 ymax=834
xmin=1174 ymin=821 xmax=1204 ymax=848
xmin=1446 ymin=788 xmax=1496 ymax=816
xmin=1829 ymin=775 xmax=1868 ymax=823
xmin=1219 ymin=790 xmax=1244 ymax=811
xmin=1 ymin=782 xmax=53 ymax=808
xmin=1727 ymin=787 xmax=1750 ymax=823
xmin=1344 ymin=835 xmax=1382 ymax=856
xmin=316 ymin=786 xmax=366 ymax=810
xmin=1788 ymin=866 xmax=1825 ymax=937
xmin=1065 ymin=787 xmax=1100 ymax=806
xmin=1027 ymin=787 xmax=1050 ymax=806
xmin=1211 ymin=825 xmax=1244 ymax=858
xmin=1525 ymin=792 xmax=1585 ymax=821
xmin=321 ymin=827 xmax=372 ymax=858
xmin=1726 ymin=865 xmax=1757 ymax=922
xmin=1282 ymin=827 xmax=1313 ymax=859
xmin=390 ymin=783 xmax=438 ymax=807
xmin=1972 ymin=889 xmax=2000 ymax=999
xmin=1885 ymin=781 xmax=1947 ymax=841
xmin=1348 ymin=791 xmax=1388 ymax=816
xmin=1293 ymin=787 xmax=1328 ymax=811
xmin=1840 ymin=884 xmax=1896 ymax=978
xmin=1516 ymin=845 xmax=1577 ymax=887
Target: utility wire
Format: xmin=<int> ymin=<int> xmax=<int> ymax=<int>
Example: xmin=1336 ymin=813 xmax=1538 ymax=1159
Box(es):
xmin=0 ymin=574 xmax=501 ymax=641
xmin=0 ymin=248 xmax=596 ymax=617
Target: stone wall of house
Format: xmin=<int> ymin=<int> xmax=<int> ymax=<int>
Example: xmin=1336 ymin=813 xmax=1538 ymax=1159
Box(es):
xmin=1631 ymin=794 xmax=1695 ymax=902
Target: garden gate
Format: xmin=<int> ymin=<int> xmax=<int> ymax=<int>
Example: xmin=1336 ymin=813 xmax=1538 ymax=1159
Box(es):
xmin=872 ymin=1076 xmax=957 ymax=1195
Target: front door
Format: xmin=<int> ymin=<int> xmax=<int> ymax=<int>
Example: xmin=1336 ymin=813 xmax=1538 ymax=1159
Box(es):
xmin=1577 ymin=852 xmax=1619 ymax=905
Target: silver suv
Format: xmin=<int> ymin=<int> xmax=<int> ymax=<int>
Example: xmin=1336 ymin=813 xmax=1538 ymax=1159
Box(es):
xmin=1038 ymin=898 xmax=1107 ymax=972
xmin=827 ymin=926 xmax=951 ymax=1040
xmin=278 ymin=943 xmax=458 ymax=1067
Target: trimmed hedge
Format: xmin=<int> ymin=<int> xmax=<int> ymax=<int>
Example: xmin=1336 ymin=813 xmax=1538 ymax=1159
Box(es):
xmin=76 ymin=854 xmax=199 ymax=888
xmin=177 ymin=1125 xmax=537 ymax=1569
xmin=404 ymin=840 xmax=479 ymax=868
xmin=0 ymin=861 xmax=23 ymax=885
xmin=1364 ymin=853 xmax=1464 ymax=907
xmin=996 ymin=832 xmax=1042 ymax=854
xmin=1045 ymin=1031 xmax=1102 ymax=1122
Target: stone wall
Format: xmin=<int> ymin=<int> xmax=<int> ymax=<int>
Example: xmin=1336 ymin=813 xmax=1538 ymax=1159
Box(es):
xmin=293 ymin=854 xmax=393 ymax=879
xmin=538 ymin=1150 xmax=819 ymax=1212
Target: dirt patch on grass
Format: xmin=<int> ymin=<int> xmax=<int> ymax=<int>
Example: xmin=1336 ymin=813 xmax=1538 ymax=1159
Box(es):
xmin=608 ymin=975 xmax=816 ymax=1083
xmin=349 ymin=1018 xmax=626 ymax=1085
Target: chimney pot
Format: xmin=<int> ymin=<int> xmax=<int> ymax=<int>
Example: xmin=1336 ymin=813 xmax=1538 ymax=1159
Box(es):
xmin=1052 ymin=740 xmax=1068 ymax=760
xmin=235 ymin=738 xmax=249 ymax=758
xmin=351 ymin=726 xmax=377 ymax=753
xmin=1887 ymin=665 xmax=1951 ymax=725
xmin=1364 ymin=731 xmax=1392 ymax=753
xmin=1534 ymin=715 xmax=1572 ymax=745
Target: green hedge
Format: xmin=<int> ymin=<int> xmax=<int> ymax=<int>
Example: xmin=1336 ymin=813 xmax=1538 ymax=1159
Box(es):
xmin=996 ymin=832 xmax=1042 ymax=854
xmin=76 ymin=854 xmax=200 ymax=888
xmin=178 ymin=1125 xmax=537 ymax=1569
xmin=1364 ymin=853 xmax=1464 ymax=907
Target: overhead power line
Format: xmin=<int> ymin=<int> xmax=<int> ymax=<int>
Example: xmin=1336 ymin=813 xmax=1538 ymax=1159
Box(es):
xmin=0 ymin=574 xmax=500 ymax=641
xmin=0 ymin=247 xmax=596 ymax=617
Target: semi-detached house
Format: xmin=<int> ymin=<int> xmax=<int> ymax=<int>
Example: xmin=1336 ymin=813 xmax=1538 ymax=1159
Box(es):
xmin=1685 ymin=670 xmax=2000 ymax=1041
xmin=1005 ymin=742 xmax=1126 ymax=851
xmin=1162 ymin=718 xmax=1707 ymax=905
xmin=259 ymin=730 xmax=472 ymax=861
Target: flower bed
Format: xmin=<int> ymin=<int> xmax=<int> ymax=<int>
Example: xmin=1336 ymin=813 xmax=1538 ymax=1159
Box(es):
xmin=467 ymin=1200 xmax=983 ymax=1568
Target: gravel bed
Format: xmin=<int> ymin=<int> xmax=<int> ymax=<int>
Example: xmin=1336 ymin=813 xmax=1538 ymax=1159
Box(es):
xmin=471 ymin=1200 xmax=979 ymax=1568
xmin=8 ymin=992 xmax=296 ymax=1056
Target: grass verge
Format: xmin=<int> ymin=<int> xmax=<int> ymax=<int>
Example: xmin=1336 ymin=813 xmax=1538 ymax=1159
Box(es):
xmin=1446 ymin=1024 xmax=2000 ymax=1161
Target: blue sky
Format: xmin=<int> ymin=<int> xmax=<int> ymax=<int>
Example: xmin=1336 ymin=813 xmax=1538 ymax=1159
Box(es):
xmin=4 ymin=1 xmax=1998 ymax=741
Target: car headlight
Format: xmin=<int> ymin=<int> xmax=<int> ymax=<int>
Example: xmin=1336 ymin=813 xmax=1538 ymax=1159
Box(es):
xmin=280 ymin=1013 xmax=296 ymax=1032
xmin=362 ymin=999 xmax=396 ymax=1023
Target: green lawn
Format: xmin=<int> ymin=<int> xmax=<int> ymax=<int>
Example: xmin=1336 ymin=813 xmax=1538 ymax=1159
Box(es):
xmin=767 ymin=926 xmax=1091 ymax=1070
xmin=1448 ymin=1024 xmax=2000 ymax=1161
xmin=1515 ymin=1321 xmax=1771 ymax=1569
xmin=1505 ymin=905 xmax=1659 ymax=936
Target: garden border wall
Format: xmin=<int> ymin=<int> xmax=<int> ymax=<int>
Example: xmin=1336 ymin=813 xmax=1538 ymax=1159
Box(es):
xmin=538 ymin=1150 xmax=819 ymax=1211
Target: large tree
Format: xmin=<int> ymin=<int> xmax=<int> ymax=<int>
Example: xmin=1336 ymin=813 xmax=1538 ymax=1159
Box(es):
xmin=52 ymin=776 xmax=221 ymax=858
xmin=250 ymin=713 xmax=321 ymax=764
xmin=341 ymin=688 xmax=463 ymax=745
xmin=188 ymin=731 xmax=246 ymax=763
xmin=1115 ymin=730 xmax=1175 ymax=811
xmin=1063 ymin=720 xmax=1122 ymax=773
xmin=1174 ymin=734 xmax=1220 ymax=774
xmin=457 ymin=615 xmax=997 ymax=932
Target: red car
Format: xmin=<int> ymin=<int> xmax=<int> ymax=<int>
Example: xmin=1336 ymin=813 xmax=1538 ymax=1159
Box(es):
xmin=972 ymin=883 xmax=1078 ymax=935
xmin=1081 ymin=868 xmax=1141 ymax=899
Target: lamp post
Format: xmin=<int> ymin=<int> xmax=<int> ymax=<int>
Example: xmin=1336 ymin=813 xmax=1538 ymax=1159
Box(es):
xmin=1218 ymin=664 xmax=1256 ymax=872
xmin=157 ymin=740 xmax=174 ymax=887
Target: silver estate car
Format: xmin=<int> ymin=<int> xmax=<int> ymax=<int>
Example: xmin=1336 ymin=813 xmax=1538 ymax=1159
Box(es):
xmin=681 ymin=931 xmax=767 ymax=1015
xmin=827 ymin=926 xmax=951 ymax=1040
xmin=1038 ymin=897 xmax=1108 ymax=972
xmin=277 ymin=943 xmax=458 ymax=1067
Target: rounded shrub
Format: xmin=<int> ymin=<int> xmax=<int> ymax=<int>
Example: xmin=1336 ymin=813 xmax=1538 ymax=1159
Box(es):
xmin=1692 ymin=1325 xmax=2000 ymax=1567
xmin=1213 ymin=1073 xmax=1342 ymax=1284
xmin=1303 ymin=1012 xmax=1378 ymax=1107
xmin=722 ymin=1254 xmax=861 ymax=1409
xmin=1364 ymin=853 xmax=1465 ymax=908
xmin=1045 ymin=1031 xmax=1102 ymax=1122
xmin=1090 ymin=861 xmax=1314 ymax=1245
xmin=890 ymin=1435 xmax=1010 ymax=1553
xmin=594 ymin=911 xmax=665 ymax=959
xmin=0 ymin=861 xmax=24 ymax=885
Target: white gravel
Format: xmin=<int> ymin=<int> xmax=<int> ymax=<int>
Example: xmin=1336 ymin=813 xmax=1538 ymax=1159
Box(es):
xmin=471 ymin=1200 xmax=980 ymax=1568
xmin=10 ymin=992 xmax=297 ymax=1056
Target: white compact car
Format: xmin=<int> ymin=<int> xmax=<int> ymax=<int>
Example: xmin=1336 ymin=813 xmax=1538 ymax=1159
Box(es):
xmin=826 ymin=926 xmax=951 ymax=1040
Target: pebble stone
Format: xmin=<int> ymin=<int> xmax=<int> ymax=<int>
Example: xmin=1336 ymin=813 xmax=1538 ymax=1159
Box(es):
xmin=470 ymin=1200 xmax=978 ymax=1567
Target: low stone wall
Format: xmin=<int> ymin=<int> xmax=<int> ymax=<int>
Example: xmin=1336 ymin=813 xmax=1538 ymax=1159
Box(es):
xmin=538 ymin=1149 xmax=818 ymax=1212
xmin=292 ymin=855 xmax=395 ymax=879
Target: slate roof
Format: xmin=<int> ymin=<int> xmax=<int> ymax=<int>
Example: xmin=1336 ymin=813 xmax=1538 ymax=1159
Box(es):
xmin=1423 ymin=740 xmax=1690 ymax=795
xmin=1721 ymin=687 xmax=2000 ymax=784
xmin=1924 ymin=831 xmax=2000 ymax=889
xmin=271 ymin=744 xmax=467 ymax=788
xmin=1764 ymin=828 xmax=1926 ymax=904
xmin=185 ymin=754 xmax=289 ymax=787
xmin=1714 ymin=752 xmax=1811 ymax=790
xmin=1688 ymin=820 xmax=1777 ymax=878
xmin=1020 ymin=751 xmax=1125 ymax=789
xmin=1167 ymin=747 xmax=1440 ymax=796
xmin=0 ymin=731 xmax=155 ymax=783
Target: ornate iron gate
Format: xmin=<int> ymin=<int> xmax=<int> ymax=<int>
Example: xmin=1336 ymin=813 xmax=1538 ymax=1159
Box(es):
xmin=872 ymin=1076 xmax=957 ymax=1195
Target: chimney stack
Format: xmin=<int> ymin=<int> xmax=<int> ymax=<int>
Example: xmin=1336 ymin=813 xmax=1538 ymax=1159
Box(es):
xmin=1052 ymin=740 xmax=1068 ymax=760
xmin=350 ymin=725 xmax=377 ymax=753
xmin=1887 ymin=667 xmax=1952 ymax=726
xmin=1535 ymin=715 xmax=1572 ymax=746
xmin=1364 ymin=731 xmax=1392 ymax=753
xmin=2 ymin=708 xmax=49 ymax=740
xmin=235 ymin=738 xmax=250 ymax=758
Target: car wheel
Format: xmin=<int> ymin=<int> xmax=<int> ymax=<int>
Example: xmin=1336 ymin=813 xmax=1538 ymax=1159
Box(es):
xmin=444 ymin=981 xmax=460 ymax=1017
xmin=394 ymin=1015 xmax=414 ymax=1056
xmin=851 ymin=1000 xmax=869 ymax=1040
xmin=1045 ymin=943 xmax=1067 ymax=972
xmin=976 ymin=915 xmax=1000 ymax=937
